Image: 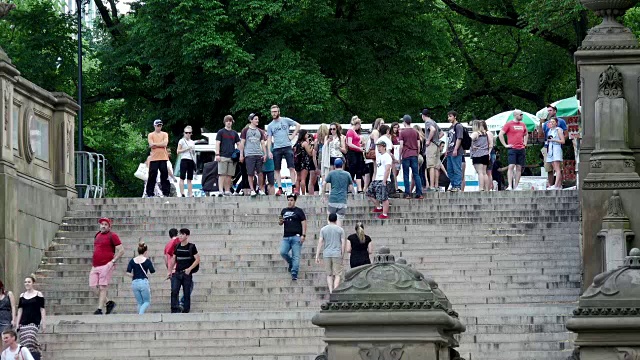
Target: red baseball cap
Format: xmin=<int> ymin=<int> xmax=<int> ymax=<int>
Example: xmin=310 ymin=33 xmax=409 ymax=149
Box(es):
xmin=98 ymin=218 xmax=112 ymax=226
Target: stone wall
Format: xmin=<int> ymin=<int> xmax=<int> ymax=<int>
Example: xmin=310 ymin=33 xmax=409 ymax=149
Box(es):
xmin=0 ymin=49 xmax=77 ymax=294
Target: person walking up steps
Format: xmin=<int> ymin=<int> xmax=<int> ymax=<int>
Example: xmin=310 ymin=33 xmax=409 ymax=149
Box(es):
xmin=315 ymin=213 xmax=346 ymax=294
xmin=322 ymin=158 xmax=354 ymax=226
xmin=267 ymin=105 xmax=301 ymax=195
xmin=347 ymin=222 xmax=373 ymax=268
xmin=168 ymin=228 xmax=199 ymax=313
xmin=90 ymin=218 xmax=124 ymax=315
xmin=278 ymin=194 xmax=307 ymax=281
xmin=146 ymin=119 xmax=170 ymax=197
xmin=126 ymin=242 xmax=155 ymax=314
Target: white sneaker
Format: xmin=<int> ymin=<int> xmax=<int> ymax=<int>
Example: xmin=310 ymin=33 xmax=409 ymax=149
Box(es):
xmin=506 ymin=187 xmax=512 ymax=191
xmin=250 ymin=190 xmax=257 ymax=197
xmin=546 ymin=186 xmax=558 ymax=190
xmin=224 ymin=191 xmax=232 ymax=196
xmin=258 ymin=190 xmax=266 ymax=196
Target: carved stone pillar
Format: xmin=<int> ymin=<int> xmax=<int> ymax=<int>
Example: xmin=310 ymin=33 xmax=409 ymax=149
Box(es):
xmin=312 ymin=247 xmax=466 ymax=360
xmin=576 ymin=0 xmax=640 ymax=290
xmin=597 ymin=190 xmax=635 ymax=271
xmin=52 ymin=92 xmax=78 ymax=197
xmin=566 ymin=248 xmax=640 ymax=360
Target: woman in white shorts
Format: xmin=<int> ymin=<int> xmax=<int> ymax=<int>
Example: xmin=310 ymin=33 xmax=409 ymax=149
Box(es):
xmin=545 ymin=118 xmax=565 ymax=190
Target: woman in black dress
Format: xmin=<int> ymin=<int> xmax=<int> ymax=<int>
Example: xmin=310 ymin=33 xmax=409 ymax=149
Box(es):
xmin=16 ymin=275 xmax=45 ymax=359
xmin=346 ymin=222 xmax=373 ymax=268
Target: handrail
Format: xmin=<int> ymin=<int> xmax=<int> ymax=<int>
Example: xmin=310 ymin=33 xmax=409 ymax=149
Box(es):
xmin=75 ymin=151 xmax=107 ymax=198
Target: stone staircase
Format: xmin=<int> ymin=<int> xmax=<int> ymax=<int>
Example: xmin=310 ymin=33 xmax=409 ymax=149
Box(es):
xmin=37 ymin=191 xmax=581 ymax=360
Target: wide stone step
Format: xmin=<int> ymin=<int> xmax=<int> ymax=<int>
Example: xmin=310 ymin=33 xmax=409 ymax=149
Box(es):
xmin=57 ymin=216 xmax=582 ymax=231
xmin=65 ymin=202 xmax=580 ymax=217
xmin=62 ymin=209 xmax=579 ymax=224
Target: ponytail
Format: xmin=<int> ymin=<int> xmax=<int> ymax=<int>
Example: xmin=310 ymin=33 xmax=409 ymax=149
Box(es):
xmin=355 ymin=222 xmax=366 ymax=244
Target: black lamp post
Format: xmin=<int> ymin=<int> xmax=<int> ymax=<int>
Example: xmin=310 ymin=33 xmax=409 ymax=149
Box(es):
xmin=76 ymin=0 xmax=83 ymax=151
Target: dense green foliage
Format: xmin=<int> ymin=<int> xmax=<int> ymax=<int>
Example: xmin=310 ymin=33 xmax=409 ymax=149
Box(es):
xmin=1 ymin=0 xmax=637 ymax=196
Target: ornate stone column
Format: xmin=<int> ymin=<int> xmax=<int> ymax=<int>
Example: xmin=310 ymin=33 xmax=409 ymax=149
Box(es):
xmin=576 ymin=0 xmax=640 ymax=290
xmin=597 ymin=190 xmax=635 ymax=271
xmin=566 ymin=248 xmax=640 ymax=359
xmin=312 ymin=247 xmax=466 ymax=360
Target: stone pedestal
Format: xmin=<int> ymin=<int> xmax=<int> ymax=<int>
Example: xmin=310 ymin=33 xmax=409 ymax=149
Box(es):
xmin=312 ymin=248 xmax=465 ymax=360
xmin=566 ymin=248 xmax=640 ymax=359
xmin=576 ymin=0 xmax=640 ymax=290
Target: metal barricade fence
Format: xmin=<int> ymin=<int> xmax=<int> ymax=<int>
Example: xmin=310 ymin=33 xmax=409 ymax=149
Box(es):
xmin=75 ymin=151 xmax=107 ymax=198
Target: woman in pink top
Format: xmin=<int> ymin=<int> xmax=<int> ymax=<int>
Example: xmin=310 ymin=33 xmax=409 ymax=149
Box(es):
xmin=346 ymin=116 xmax=365 ymax=193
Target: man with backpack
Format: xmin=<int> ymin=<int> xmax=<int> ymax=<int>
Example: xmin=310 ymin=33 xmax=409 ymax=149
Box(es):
xmin=90 ymin=218 xmax=124 ymax=315
xmin=446 ymin=111 xmax=468 ymax=192
xmin=421 ymin=109 xmax=441 ymax=192
xmin=168 ymin=228 xmax=200 ymax=313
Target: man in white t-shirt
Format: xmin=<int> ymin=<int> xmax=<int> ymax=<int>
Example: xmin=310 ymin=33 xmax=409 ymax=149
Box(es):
xmin=366 ymin=141 xmax=392 ymax=219
xmin=1 ymin=330 xmax=35 ymax=360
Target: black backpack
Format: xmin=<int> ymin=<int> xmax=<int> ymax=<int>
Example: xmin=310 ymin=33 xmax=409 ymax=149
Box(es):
xmin=458 ymin=123 xmax=472 ymax=150
xmin=187 ymin=243 xmax=199 ymax=273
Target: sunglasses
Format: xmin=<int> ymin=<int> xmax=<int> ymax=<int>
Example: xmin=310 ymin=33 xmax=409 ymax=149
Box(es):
xmin=184 ymin=132 xmax=192 ymax=134
xmin=330 ymin=128 xmax=337 ymax=131
xmin=155 ymin=124 xmax=163 ymax=127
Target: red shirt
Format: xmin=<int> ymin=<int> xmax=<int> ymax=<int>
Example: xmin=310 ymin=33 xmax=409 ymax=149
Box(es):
xmin=346 ymin=129 xmax=362 ymax=152
xmin=398 ymin=127 xmax=420 ymax=158
xmin=501 ymin=121 xmax=528 ymax=150
xmin=92 ymin=231 xmax=122 ymax=267
xmin=164 ymin=237 xmax=181 ymax=257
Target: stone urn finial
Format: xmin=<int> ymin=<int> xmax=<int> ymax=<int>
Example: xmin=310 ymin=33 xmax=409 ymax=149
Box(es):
xmin=579 ymin=0 xmax=640 ymax=49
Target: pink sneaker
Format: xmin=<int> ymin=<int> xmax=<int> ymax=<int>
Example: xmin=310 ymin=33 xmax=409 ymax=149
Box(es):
xmin=372 ymin=208 xmax=383 ymax=213
xmin=377 ymin=214 xmax=389 ymax=219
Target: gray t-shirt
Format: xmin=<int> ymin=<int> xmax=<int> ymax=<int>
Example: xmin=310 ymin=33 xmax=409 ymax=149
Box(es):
xmin=267 ymin=117 xmax=296 ymax=149
xmin=325 ymin=169 xmax=352 ymax=204
xmin=241 ymin=127 xmax=266 ymax=156
xmin=320 ymin=224 xmax=345 ymax=258
xmin=424 ymin=119 xmax=440 ymax=145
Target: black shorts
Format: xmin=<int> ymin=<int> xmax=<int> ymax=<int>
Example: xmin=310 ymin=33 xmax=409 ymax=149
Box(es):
xmin=472 ymin=155 xmax=490 ymax=166
xmin=179 ymin=159 xmax=195 ymax=180
xmin=365 ymin=162 xmax=374 ymax=178
xmin=273 ymin=147 xmax=294 ymax=170
xmin=508 ymin=148 xmax=526 ymax=167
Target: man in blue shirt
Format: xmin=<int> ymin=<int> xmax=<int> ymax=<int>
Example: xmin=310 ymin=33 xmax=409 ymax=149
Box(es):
xmin=322 ymin=158 xmax=354 ymax=226
xmin=266 ymin=105 xmax=301 ymax=196
xmin=541 ymin=105 xmax=568 ymax=187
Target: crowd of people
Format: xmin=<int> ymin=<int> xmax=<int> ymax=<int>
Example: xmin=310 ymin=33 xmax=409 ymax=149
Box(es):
xmin=0 ymin=277 xmax=45 ymax=360
xmin=142 ymin=102 xmax=569 ymax=202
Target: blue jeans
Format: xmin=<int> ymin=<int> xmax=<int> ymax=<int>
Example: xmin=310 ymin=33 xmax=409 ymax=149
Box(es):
xmin=171 ymin=271 xmax=193 ymax=313
xmin=402 ymin=156 xmax=422 ymax=196
xmin=280 ymin=236 xmax=302 ymax=277
xmin=131 ymin=279 xmax=151 ymax=314
xmin=447 ymin=154 xmax=463 ymax=189
xmin=180 ymin=280 xmax=194 ymax=306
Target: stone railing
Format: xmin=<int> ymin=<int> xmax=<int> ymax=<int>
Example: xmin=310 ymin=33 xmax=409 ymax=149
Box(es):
xmin=0 ymin=44 xmax=78 ymax=293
